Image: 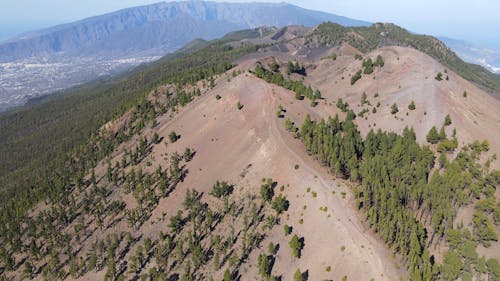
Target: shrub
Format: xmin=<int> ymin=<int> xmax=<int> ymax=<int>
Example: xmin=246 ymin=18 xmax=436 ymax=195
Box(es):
xmin=237 ymin=101 xmax=244 ymax=110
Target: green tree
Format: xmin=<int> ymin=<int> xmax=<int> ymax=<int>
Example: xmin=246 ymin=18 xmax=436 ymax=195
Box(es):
xmin=152 ymin=132 xmax=160 ymax=144
xmin=363 ymin=58 xmax=374 ymax=74
xmin=444 ymin=114 xmax=452 ymax=126
xmin=284 ymin=224 xmax=292 ymax=236
xmin=351 ymin=70 xmax=362 ymax=85
xmin=473 ymin=209 xmax=498 ymax=247
xmin=294 ymin=268 xmax=303 ymax=281
xmin=375 ymin=55 xmax=385 ymax=67
xmin=486 ymin=259 xmax=500 ymax=280
xmin=435 ymin=72 xmax=443 ymax=81
xmin=441 ymin=250 xmax=462 ymax=281
xmin=391 ymin=103 xmax=399 ymax=114
xmin=23 ymin=262 xmax=34 ymax=279
xmin=268 ymin=242 xmax=277 ymax=255
xmin=271 ymin=195 xmax=289 ymax=214
xmin=260 ymin=180 xmax=274 ymax=202
xmin=426 ymin=126 xmax=440 ymax=144
xmin=223 ymin=269 xmax=233 ymax=281
xmin=289 ymin=234 xmax=304 ymax=258
xmin=168 ymin=131 xmax=179 ymax=143
xmin=258 ymin=253 xmax=271 ymax=278
xmin=408 ymin=101 xmax=416 ymax=110
xmin=210 ymin=181 xmax=233 ymax=198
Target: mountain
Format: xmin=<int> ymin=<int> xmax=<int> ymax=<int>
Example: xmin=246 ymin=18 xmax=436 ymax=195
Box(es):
xmin=0 ymin=1 xmax=369 ymax=111
xmin=1 ymin=23 xmax=500 ymax=281
xmin=440 ymin=36 xmax=500 ymax=73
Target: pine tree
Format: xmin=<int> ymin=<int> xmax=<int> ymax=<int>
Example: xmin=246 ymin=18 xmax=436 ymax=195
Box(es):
xmin=444 ymin=114 xmax=452 ymax=126
xmin=408 ymin=101 xmax=416 ymax=110
xmin=294 ymin=269 xmax=302 ymax=281
xmin=375 ymin=55 xmax=385 ymax=67
xmin=426 ymin=126 xmax=440 ymax=144
xmin=289 ymin=234 xmax=303 ymax=258
xmin=391 ymin=103 xmax=399 ymax=114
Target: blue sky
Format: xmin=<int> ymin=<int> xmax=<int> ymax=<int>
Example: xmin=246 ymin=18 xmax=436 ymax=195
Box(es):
xmin=1 ymin=0 xmax=499 ymax=48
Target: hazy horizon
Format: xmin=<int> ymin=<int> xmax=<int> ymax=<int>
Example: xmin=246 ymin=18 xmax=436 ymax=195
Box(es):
xmin=1 ymin=0 xmax=499 ymax=49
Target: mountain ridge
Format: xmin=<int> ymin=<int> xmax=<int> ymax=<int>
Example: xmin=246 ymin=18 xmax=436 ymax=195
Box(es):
xmin=1 ymin=25 xmax=500 ymax=280
xmin=0 ymin=1 xmax=370 ymax=61
xmin=0 ymin=1 xmax=370 ymax=111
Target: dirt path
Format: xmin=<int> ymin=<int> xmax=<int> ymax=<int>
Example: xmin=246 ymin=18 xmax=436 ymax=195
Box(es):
xmin=262 ymin=82 xmax=402 ymax=280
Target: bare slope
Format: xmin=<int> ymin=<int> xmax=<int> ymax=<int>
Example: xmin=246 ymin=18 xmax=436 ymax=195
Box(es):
xmin=303 ymin=46 xmax=500 ymax=168
xmin=146 ymin=74 xmax=403 ymax=280
xmin=94 ymin=72 xmax=402 ymax=280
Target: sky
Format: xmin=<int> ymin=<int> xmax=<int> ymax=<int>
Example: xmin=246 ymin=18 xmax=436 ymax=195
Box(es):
xmin=1 ymin=0 xmax=499 ymax=48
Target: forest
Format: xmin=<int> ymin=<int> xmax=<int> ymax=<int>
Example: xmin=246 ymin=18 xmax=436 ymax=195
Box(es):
xmin=0 ymin=38 xmax=259 ymax=248
xmin=0 ymin=37 xmax=264 ymax=280
xmin=290 ymin=111 xmax=500 ymax=280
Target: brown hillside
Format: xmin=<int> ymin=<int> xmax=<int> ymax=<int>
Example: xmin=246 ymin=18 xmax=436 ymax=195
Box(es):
xmin=7 ymin=30 xmax=500 ymax=281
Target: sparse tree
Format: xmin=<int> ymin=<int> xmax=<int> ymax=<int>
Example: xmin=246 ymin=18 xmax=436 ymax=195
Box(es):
xmin=391 ymin=103 xmax=399 ymax=114
xmin=168 ymin=131 xmax=179 ymax=143
xmin=408 ymin=101 xmax=416 ymax=110
xmin=444 ymin=114 xmax=452 ymax=126
xmin=289 ymin=234 xmax=304 ymax=258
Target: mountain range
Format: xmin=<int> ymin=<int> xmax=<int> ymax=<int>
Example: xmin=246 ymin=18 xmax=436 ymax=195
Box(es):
xmin=0 ymin=1 xmax=369 ymax=111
